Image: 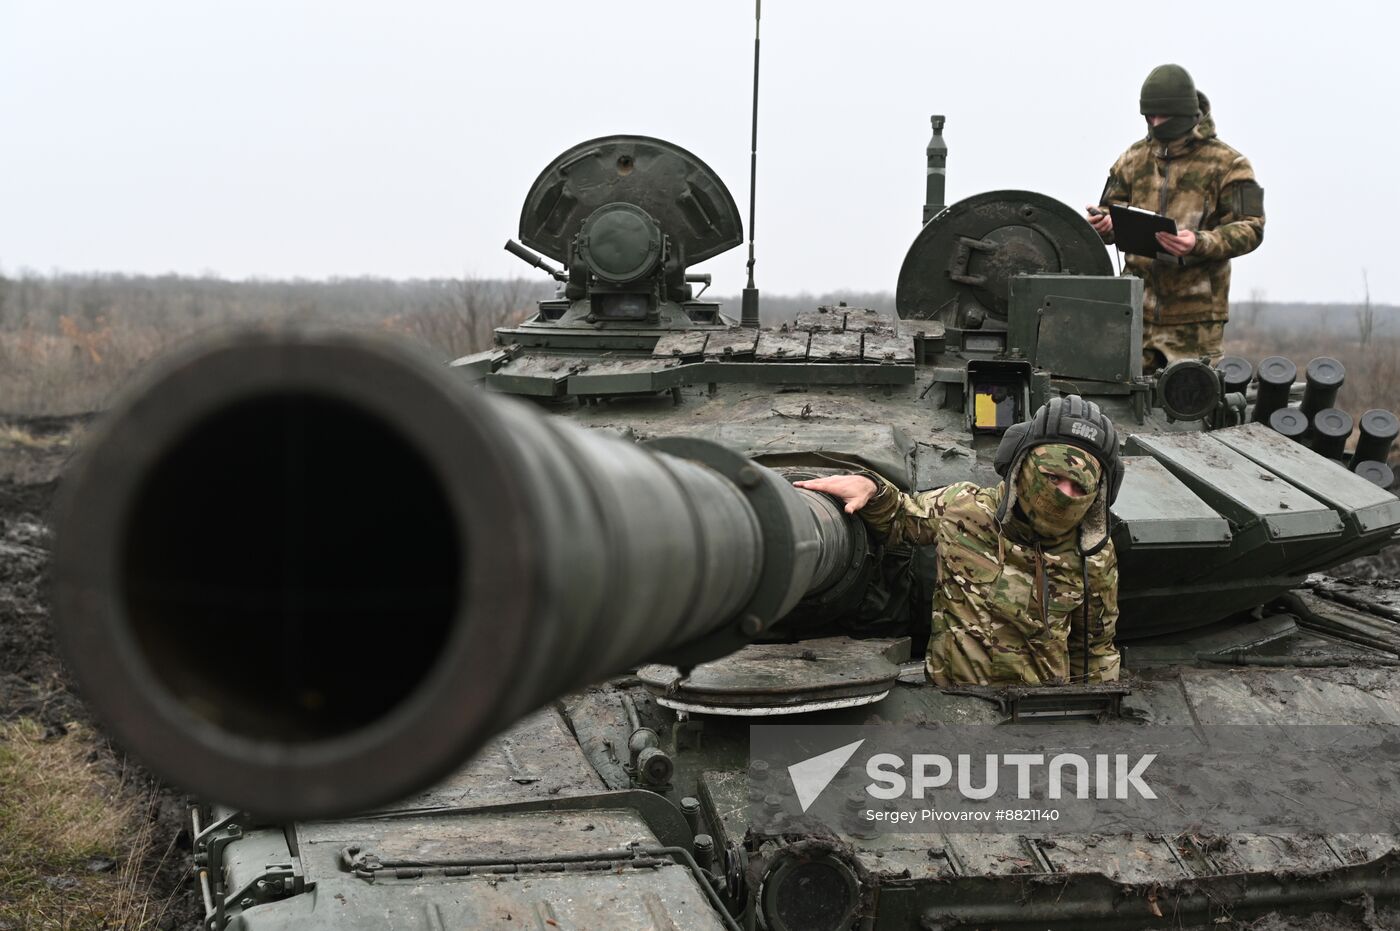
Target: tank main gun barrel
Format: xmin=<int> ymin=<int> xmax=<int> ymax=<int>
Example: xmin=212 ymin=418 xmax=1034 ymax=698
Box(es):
xmin=50 ymin=330 xmax=865 ymax=821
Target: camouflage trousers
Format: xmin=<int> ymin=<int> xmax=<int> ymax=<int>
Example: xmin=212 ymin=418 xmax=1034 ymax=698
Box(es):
xmin=1142 ymin=320 xmax=1225 ymax=374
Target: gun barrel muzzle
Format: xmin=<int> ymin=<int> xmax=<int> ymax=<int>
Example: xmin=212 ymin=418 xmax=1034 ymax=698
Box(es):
xmin=52 ymin=330 xmax=862 ymax=819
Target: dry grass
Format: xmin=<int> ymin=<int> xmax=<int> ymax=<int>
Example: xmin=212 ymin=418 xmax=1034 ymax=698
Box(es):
xmin=0 ymin=274 xmax=546 ymax=416
xmin=0 ymin=720 xmax=183 ymax=931
xmin=0 ymin=323 xmax=178 ymax=417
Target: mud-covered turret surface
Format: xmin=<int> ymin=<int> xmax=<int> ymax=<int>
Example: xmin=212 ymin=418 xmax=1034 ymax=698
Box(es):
xmin=35 ymin=129 xmax=1400 ymax=931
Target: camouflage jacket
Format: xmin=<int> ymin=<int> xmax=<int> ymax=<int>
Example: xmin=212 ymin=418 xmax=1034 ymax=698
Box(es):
xmin=1098 ymin=94 xmax=1264 ymax=325
xmin=860 ymin=478 xmax=1120 ymax=687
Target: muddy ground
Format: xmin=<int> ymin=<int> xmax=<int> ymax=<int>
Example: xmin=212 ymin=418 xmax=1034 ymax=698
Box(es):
xmin=2 ymin=414 xmax=1399 ymax=930
xmin=0 ymin=417 xmax=201 ymax=930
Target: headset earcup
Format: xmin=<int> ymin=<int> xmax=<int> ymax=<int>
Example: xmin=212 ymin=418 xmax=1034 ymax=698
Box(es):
xmin=993 ymin=422 xmax=1030 ymax=478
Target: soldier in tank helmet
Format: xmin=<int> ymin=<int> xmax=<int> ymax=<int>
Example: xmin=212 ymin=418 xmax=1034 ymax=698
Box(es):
xmin=1086 ymin=64 xmax=1265 ymax=373
xmin=796 ymin=396 xmax=1123 ymax=687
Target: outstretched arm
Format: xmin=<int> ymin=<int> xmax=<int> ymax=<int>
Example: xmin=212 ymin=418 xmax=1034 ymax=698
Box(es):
xmin=794 ymin=474 xmax=943 ymax=547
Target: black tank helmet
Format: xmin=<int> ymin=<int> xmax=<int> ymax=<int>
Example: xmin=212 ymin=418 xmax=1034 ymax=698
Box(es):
xmin=992 ymin=395 xmax=1124 ymax=554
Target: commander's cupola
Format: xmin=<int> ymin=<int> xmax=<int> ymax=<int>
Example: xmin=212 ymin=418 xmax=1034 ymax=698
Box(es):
xmin=504 ymin=135 xmax=745 ymax=331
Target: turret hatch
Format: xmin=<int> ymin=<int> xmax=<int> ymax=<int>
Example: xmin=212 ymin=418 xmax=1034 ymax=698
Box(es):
xmin=519 ymin=135 xmax=744 ymax=267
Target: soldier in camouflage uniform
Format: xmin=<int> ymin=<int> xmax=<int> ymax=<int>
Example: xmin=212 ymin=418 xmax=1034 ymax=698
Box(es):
xmin=1086 ymin=64 xmax=1265 ymax=372
xmin=796 ymin=396 xmax=1122 ymax=687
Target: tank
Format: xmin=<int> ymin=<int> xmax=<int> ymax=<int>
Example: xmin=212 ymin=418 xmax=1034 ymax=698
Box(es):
xmin=50 ymin=129 xmax=1400 ymax=930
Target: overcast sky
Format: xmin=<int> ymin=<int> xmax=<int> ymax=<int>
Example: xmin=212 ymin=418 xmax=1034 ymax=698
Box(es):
xmin=2 ymin=1 xmax=1396 ymax=303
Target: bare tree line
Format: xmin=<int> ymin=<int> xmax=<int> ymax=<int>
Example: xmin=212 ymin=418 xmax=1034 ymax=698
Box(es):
xmin=0 ymin=270 xmax=1395 ymax=417
xmin=0 ymin=270 xmax=553 ymax=336
xmin=0 ymin=271 xmax=554 ymax=415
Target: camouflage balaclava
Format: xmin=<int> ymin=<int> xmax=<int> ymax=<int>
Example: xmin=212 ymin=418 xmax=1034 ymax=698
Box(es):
xmin=1013 ymin=444 xmax=1103 ymax=540
xmin=1140 ymin=64 xmax=1199 ymax=142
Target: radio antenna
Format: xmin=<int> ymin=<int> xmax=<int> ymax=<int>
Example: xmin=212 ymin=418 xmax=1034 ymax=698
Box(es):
xmin=740 ymin=0 xmax=762 ymax=328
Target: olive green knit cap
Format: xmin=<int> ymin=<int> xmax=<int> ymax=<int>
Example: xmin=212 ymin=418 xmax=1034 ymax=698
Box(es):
xmin=1140 ymin=64 xmax=1197 ymax=117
